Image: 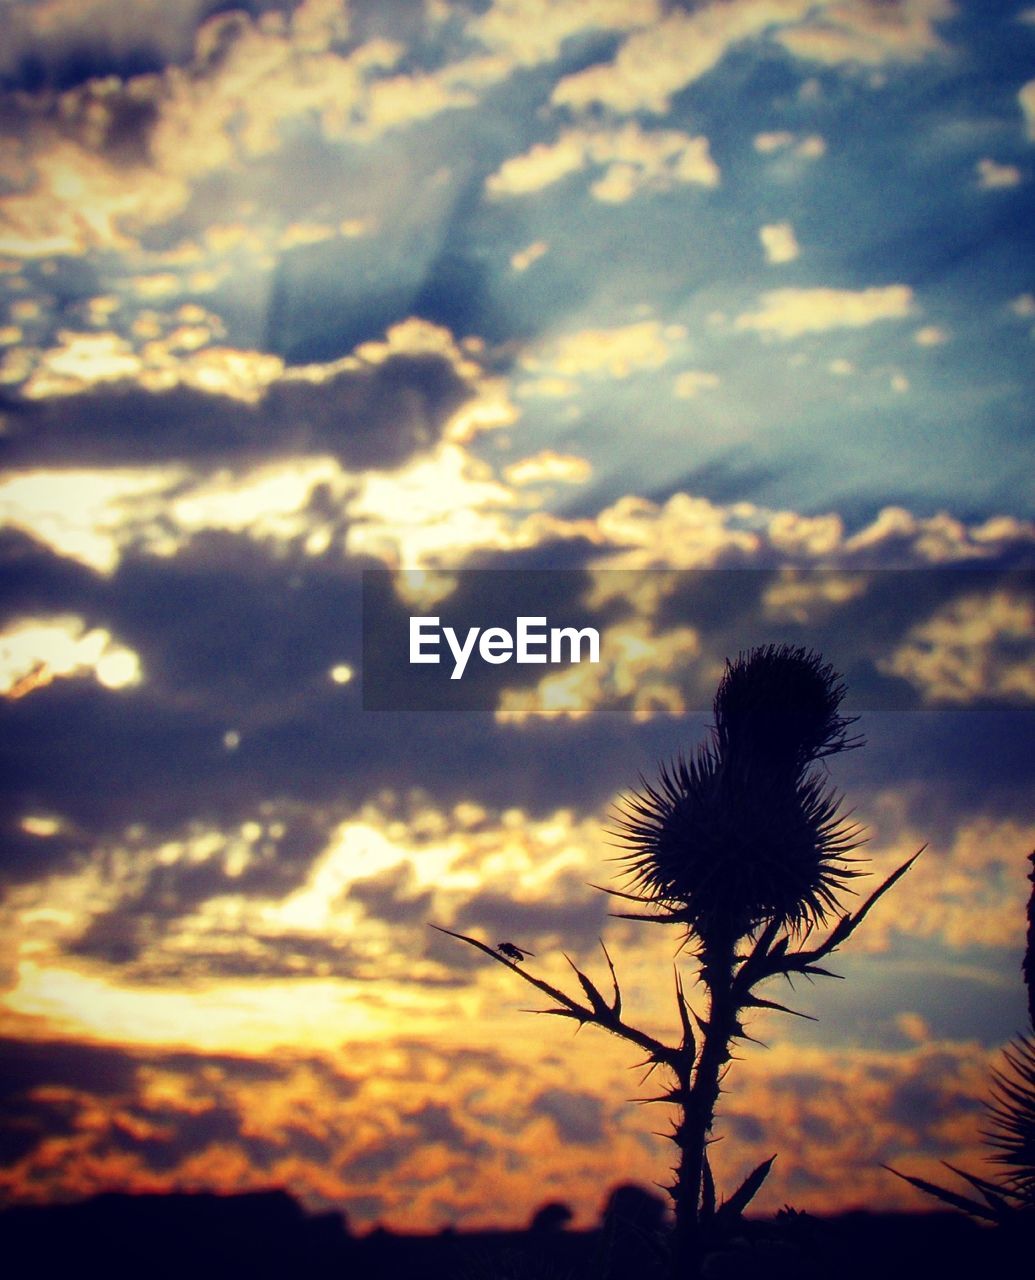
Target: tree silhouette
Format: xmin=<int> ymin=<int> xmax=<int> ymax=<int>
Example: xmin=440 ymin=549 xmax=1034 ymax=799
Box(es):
xmin=435 ymin=646 xmax=917 ymax=1278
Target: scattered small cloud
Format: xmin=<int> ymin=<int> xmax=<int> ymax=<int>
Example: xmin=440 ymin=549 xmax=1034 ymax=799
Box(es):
xmin=1020 ymin=79 xmax=1035 ymax=141
xmin=734 ymin=285 xmax=915 ymax=339
xmin=486 ymin=123 xmax=718 ymax=203
xmin=759 ymin=221 xmax=800 ymax=264
xmin=976 ymin=157 xmax=1022 ymax=189
xmin=510 ymin=240 xmax=550 ymax=273
xmin=520 ymin=320 xmax=684 ymax=379
xmin=754 ymin=130 xmax=796 ymax=153
xmin=773 ymin=0 xmax=953 ymax=68
xmin=753 ymin=131 xmax=826 ymax=158
xmin=503 ymin=451 xmax=592 ymax=486
xmin=914 ymin=325 xmax=949 ymax=346
xmin=673 ymin=370 xmax=721 ymax=399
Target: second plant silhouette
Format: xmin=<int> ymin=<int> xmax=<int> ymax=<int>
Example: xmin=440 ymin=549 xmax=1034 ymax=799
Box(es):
xmin=435 ymin=644 xmax=919 ymax=1279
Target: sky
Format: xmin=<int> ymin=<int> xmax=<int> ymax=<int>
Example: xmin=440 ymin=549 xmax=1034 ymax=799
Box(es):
xmin=0 ymin=0 xmax=1033 ymax=1235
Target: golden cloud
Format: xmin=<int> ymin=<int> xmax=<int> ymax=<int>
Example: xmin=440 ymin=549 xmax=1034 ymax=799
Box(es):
xmin=0 ymin=2 xmax=491 ymax=259
xmin=589 ymin=493 xmax=759 ymax=569
xmin=0 ymin=614 xmax=142 ymax=699
xmin=843 ymin=506 xmax=1035 ymax=562
xmin=0 ymin=466 xmax=183 ymax=574
xmin=486 ymin=122 xmax=718 ymax=203
xmin=759 ymin=221 xmax=800 ymax=264
xmin=774 ymin=0 xmax=953 ymax=66
xmin=551 ymin=1 xmax=950 ymax=117
xmin=0 ymin=1006 xmax=1005 ymax=1229
xmin=520 ymin=319 xmax=685 ymax=380
xmin=753 ymin=130 xmax=826 ymax=159
xmin=734 ymin=284 xmax=915 ymax=338
xmin=976 ymin=157 xmax=1023 ymax=189
xmin=0 ymin=779 xmax=1027 ymax=1228
xmin=1021 ymin=78 xmax=1035 ymax=140
xmin=495 ymin=615 xmax=701 ymax=723
xmin=761 ymin=568 xmax=868 ymax=623
xmin=878 ymin=588 xmax=1035 ymax=704
xmin=551 ymin=0 xmax=815 ymax=115
xmin=503 ymin=451 xmax=593 ymax=486
xmin=859 ymin=807 xmax=1035 ymax=953
xmin=468 ymin=0 xmax=659 ymax=68
xmin=509 ymin=240 xmax=550 ymax=272
xmin=345 ymin=443 xmax=521 ymax=569
xmin=673 ymin=369 xmax=721 ymax=399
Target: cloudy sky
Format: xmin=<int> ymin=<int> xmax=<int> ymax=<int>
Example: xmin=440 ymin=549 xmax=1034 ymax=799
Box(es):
xmin=0 ymin=0 xmax=1033 ymax=1234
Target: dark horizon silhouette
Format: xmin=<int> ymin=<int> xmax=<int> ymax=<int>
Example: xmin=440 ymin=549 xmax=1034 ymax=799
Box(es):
xmin=0 ymin=1184 xmax=1016 ymax=1280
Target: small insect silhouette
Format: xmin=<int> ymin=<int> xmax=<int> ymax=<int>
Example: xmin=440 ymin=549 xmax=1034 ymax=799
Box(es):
xmin=497 ymin=941 xmax=534 ymax=961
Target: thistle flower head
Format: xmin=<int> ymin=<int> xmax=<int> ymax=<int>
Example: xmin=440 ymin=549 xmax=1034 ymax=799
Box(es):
xmin=714 ymin=645 xmax=860 ymax=777
xmin=612 ymin=646 xmax=864 ymax=944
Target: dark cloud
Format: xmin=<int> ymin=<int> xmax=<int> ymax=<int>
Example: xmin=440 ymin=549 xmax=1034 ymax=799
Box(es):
xmin=348 ymin=864 xmax=434 ymax=926
xmin=0 ymin=350 xmax=470 ymax=471
xmin=0 ymin=1037 xmax=138 ymax=1101
xmin=111 ymin=1102 xmax=244 ymax=1171
xmin=851 ymin=708 xmax=1035 ymax=817
xmin=70 ymin=915 xmax=364 ymax=982
xmin=106 ymin=536 xmax=368 ymax=719
xmin=150 ymin=1049 xmax=289 ymax=1082
xmin=797 ymin=1112 xmax=836 ymax=1144
xmin=0 ymin=1035 xmax=363 ymax=1178
xmin=0 ymin=665 xmax=643 ymax=884
xmin=0 ymin=529 xmax=104 ymax=623
xmin=453 ymin=877 xmax=609 ymax=955
xmin=342 ymin=1134 xmax=413 ymax=1181
xmin=532 ymin=1088 xmax=606 ymax=1147
xmin=0 ymin=1 xmax=292 ymax=92
xmin=342 ymin=1098 xmax=489 ymax=1184
xmin=724 ymin=1111 xmax=766 ymax=1144
xmin=886 ymin=1072 xmax=984 ymax=1152
xmin=410 ymin=1102 xmax=487 ymax=1156
xmin=0 ymin=1093 xmax=78 ymax=1166
xmin=3 ymin=519 xmax=1032 ymax=938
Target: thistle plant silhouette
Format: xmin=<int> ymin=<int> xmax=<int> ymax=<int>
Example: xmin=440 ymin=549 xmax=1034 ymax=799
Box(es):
xmin=435 ymin=645 xmax=919 ymax=1279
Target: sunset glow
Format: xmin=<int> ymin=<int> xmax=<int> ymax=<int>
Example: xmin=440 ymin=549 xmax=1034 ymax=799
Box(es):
xmin=0 ymin=0 xmax=1033 ymax=1245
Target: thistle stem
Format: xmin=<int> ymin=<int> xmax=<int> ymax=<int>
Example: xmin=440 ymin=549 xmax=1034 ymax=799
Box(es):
xmin=672 ymin=936 xmax=737 ymax=1279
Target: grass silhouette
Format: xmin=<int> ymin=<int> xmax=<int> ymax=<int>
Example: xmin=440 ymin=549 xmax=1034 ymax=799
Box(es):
xmin=886 ymin=850 xmax=1035 ymax=1233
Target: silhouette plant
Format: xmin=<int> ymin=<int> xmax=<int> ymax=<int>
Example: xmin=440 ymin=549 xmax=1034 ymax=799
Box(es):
xmin=435 ymin=645 xmax=919 ymax=1279
xmin=886 ymin=850 xmax=1035 ymax=1229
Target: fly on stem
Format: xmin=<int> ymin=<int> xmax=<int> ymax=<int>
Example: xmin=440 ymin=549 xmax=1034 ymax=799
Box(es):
xmin=434 ymin=645 xmax=919 ymax=1279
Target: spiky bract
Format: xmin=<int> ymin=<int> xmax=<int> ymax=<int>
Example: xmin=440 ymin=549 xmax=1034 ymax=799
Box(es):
xmin=613 ymin=646 xmax=864 ymax=943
